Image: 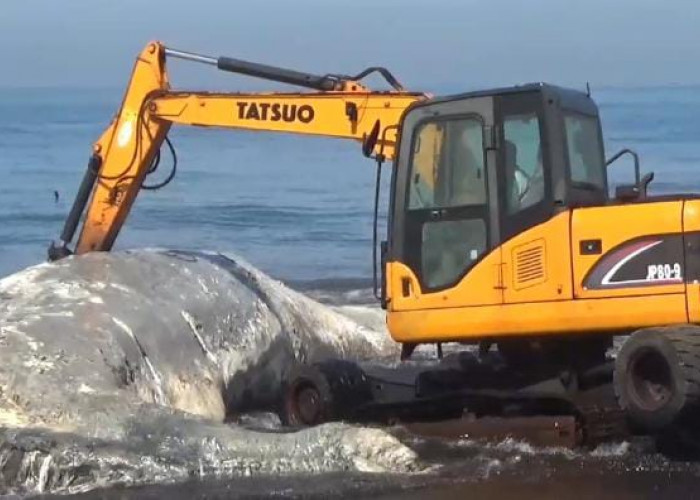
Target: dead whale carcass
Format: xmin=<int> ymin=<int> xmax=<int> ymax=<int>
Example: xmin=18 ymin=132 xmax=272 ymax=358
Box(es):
xmin=0 ymin=250 xmax=419 ymax=495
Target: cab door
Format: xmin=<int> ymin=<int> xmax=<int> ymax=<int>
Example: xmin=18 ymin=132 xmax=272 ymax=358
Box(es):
xmin=496 ymin=92 xmax=574 ymax=304
xmin=388 ymin=96 xmax=503 ymax=311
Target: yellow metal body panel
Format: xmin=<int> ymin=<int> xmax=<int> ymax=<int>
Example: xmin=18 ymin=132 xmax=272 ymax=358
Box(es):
xmin=151 ymin=92 xmax=420 ymax=160
xmin=501 ymin=212 xmax=572 ymax=304
xmin=687 ymin=283 xmax=700 ymax=324
xmin=387 ymin=212 xmax=573 ymax=315
xmin=684 ymin=200 xmax=700 ymax=323
xmin=387 ymin=251 xmax=503 ymax=312
xmin=571 ymin=201 xmax=685 ymax=299
xmin=386 ymin=202 xmax=692 ymax=344
xmin=388 ymin=293 xmax=688 ymax=343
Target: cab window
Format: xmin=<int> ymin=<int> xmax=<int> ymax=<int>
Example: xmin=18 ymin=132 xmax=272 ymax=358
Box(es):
xmin=408 ymin=118 xmax=486 ymax=210
xmin=503 ymin=113 xmax=545 ymax=214
xmin=564 ymin=112 xmax=605 ymax=190
xmin=407 ymin=117 xmax=488 ymax=289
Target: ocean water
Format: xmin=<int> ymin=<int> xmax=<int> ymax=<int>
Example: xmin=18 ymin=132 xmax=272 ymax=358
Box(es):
xmin=2 ymin=85 xmax=700 ymax=280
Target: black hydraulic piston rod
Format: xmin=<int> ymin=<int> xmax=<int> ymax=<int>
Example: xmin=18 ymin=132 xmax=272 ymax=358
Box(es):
xmin=164 ymin=47 xmax=343 ymax=91
xmin=48 ymin=154 xmax=100 ymax=261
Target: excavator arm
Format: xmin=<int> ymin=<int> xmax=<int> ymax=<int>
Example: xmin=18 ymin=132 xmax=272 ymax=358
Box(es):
xmin=50 ymin=41 xmax=426 ymax=258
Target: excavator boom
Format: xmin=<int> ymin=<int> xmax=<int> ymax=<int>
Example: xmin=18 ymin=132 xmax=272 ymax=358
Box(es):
xmin=50 ymin=41 xmax=426 ymax=257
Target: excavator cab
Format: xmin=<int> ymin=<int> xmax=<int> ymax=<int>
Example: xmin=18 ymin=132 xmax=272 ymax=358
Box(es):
xmin=387 ymin=84 xmax=608 ymax=303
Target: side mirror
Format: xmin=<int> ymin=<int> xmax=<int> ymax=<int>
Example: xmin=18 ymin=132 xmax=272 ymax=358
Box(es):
xmin=639 ymin=171 xmax=654 ymax=197
xmin=362 ymin=120 xmax=381 ymax=158
xmin=606 ymin=148 xmax=641 ymax=185
xmin=615 ymin=171 xmax=655 ymax=202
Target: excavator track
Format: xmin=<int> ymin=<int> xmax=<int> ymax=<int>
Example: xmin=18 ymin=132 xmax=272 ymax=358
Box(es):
xmin=281 ymin=354 xmax=628 ymax=448
xmin=577 ymin=404 xmax=629 ymax=447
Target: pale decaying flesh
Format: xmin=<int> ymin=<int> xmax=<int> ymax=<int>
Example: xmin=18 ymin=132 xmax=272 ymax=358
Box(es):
xmin=0 ymin=250 xmax=421 ymax=495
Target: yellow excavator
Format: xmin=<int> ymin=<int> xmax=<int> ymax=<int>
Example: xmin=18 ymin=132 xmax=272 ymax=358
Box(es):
xmin=50 ymin=41 xmax=700 ymax=442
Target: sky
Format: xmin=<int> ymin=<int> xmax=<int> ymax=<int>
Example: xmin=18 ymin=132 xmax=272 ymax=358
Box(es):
xmin=0 ymin=0 xmax=698 ymax=92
